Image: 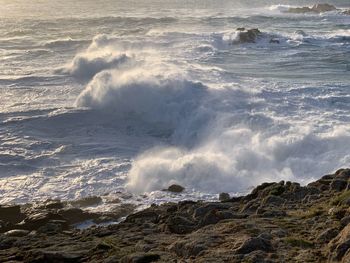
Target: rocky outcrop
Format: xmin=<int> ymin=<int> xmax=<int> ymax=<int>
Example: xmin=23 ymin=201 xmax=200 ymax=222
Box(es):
xmin=287 ymin=3 xmax=337 ymax=14
xmin=1 ymin=169 xmax=350 ymax=262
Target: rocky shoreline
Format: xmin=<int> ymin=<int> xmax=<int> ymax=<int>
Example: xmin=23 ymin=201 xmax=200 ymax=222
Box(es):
xmin=1 ymin=169 xmax=350 ymax=262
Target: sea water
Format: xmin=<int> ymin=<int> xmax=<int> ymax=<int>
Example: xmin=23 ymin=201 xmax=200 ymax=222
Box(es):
xmin=0 ymin=0 xmax=349 ymax=210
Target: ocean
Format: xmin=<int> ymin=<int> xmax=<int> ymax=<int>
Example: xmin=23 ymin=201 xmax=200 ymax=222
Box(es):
xmin=0 ymin=0 xmax=349 ymax=211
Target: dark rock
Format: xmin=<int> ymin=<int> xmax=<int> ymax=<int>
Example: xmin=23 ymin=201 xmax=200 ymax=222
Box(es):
xmin=330 ymin=179 xmax=347 ymax=192
xmin=167 ymin=184 xmax=185 ymax=193
xmin=193 ymin=203 xmax=231 ymax=218
xmin=121 ymin=253 xmax=160 ymax=263
xmin=335 ymin=169 xmax=350 ymax=180
xmin=236 ymin=28 xmax=262 ymax=43
xmin=269 ymin=38 xmax=280 ymax=44
xmin=262 ymin=195 xmax=286 ymax=206
xmin=17 ymin=212 xmax=66 ymax=231
xmin=166 ymin=216 xmax=196 ymax=234
xmin=235 ymin=237 xmax=273 ymax=254
xmin=58 ymin=208 xmax=99 ymax=224
xmin=68 ymin=196 xmax=102 ymax=207
xmin=125 ymin=211 xmax=159 ymax=224
xmin=0 ymin=205 xmax=25 ymax=224
xmin=317 ymin=227 xmax=339 ymax=242
xmin=343 ymin=10 xmax=350 ymax=15
xmin=199 ymin=210 xmax=234 ymax=226
xmin=219 ymin=192 xmax=230 ymax=201
xmin=44 ymin=201 xmax=64 ymax=210
xmin=24 ymin=251 xmax=83 ymax=263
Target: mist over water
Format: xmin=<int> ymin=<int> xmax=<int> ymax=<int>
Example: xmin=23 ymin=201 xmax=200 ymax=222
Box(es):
xmin=0 ymin=0 xmax=349 ymax=208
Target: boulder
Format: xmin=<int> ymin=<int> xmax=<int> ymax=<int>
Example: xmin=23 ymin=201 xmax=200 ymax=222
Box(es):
xmin=330 ymin=180 xmax=348 ymax=192
xmin=58 ymin=208 xmax=99 ymax=224
xmin=167 ymin=184 xmax=185 ymax=193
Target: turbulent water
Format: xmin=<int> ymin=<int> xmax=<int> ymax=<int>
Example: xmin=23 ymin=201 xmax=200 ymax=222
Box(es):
xmin=0 ymin=0 xmax=349 ymax=210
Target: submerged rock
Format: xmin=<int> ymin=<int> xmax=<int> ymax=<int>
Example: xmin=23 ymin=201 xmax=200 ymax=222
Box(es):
xmin=236 ymin=28 xmax=262 ymax=43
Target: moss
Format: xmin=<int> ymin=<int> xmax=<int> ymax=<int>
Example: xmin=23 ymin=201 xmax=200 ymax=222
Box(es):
xmin=284 ymin=237 xmax=314 ymax=248
xmin=330 ymin=190 xmax=350 ymax=206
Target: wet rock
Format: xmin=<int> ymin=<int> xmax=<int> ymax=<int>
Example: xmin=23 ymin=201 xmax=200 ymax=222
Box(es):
xmin=287 ymin=7 xmax=313 ymax=14
xmin=44 ymin=200 xmax=64 ymax=210
xmin=167 ymin=184 xmax=185 ymax=193
xmin=219 ymin=192 xmax=230 ymax=201
xmin=68 ymin=196 xmax=102 ymax=207
xmin=236 ymin=28 xmax=262 ymax=43
xmin=235 ymin=237 xmax=273 ymax=254
xmin=0 ymin=205 xmax=25 ymax=224
xmin=269 ymin=38 xmax=280 ymax=44
xmin=4 ymin=229 xmax=29 ymax=237
xmin=343 ymin=10 xmax=350 ymax=15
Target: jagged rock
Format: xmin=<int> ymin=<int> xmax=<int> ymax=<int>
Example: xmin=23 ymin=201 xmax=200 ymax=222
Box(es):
xmin=167 ymin=184 xmax=185 ymax=193
xmin=219 ymin=192 xmax=230 ymax=201
xmin=193 ymin=203 xmax=231 ymax=218
xmin=44 ymin=201 xmax=64 ymax=210
xmin=262 ymin=195 xmax=286 ymax=206
xmin=235 ymin=237 xmax=273 ymax=254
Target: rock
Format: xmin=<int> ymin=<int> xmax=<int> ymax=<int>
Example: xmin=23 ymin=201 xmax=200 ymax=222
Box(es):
xmin=235 ymin=237 xmax=273 ymax=254
xmin=120 ymin=253 xmax=160 ymax=263
xmin=219 ymin=192 xmax=230 ymax=201
xmin=4 ymin=229 xmax=29 ymax=237
xmin=269 ymin=38 xmax=280 ymax=44
xmin=262 ymin=195 xmax=286 ymax=206
xmin=199 ymin=210 xmax=234 ymax=226
xmin=125 ymin=211 xmax=159 ymax=224
xmin=68 ymin=196 xmax=102 ymax=207
xmin=330 ymin=179 xmax=347 ymax=192
xmin=17 ymin=212 xmax=66 ymax=231
xmin=58 ymin=208 xmax=99 ymax=224
xmin=0 ymin=205 xmax=25 ymax=224
xmin=236 ymin=28 xmax=262 ymax=43
xmin=44 ymin=201 xmax=64 ymax=210
xmin=287 ymin=4 xmax=336 ymax=14
xmin=343 ymin=10 xmax=350 ymax=15
xmin=193 ymin=203 xmax=231 ymax=218
xmin=329 ymin=223 xmax=350 ymax=261
xmin=311 ymin=4 xmax=336 ymax=13
xmin=167 ymin=184 xmax=185 ymax=193
xmin=317 ymin=227 xmax=339 ymax=242
xmin=166 ymin=216 xmax=196 ymax=234
xmin=24 ymin=251 xmax=83 ymax=263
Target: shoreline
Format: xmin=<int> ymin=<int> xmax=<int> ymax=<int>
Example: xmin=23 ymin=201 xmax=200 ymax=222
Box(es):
xmin=1 ymin=168 xmax=350 ymax=262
